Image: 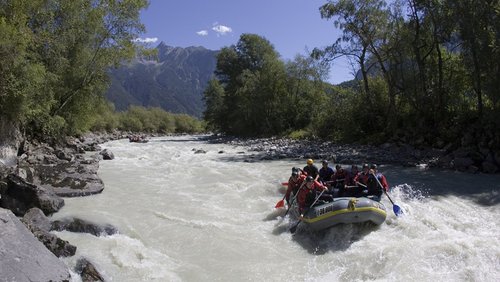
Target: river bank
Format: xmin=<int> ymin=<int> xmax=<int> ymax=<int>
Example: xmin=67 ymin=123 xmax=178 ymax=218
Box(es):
xmin=208 ymin=135 xmax=499 ymax=173
xmin=0 ymin=131 xmax=130 ymax=281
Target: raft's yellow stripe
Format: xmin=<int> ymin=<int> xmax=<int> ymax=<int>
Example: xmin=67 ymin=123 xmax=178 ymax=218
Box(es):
xmin=302 ymin=207 xmax=387 ymax=223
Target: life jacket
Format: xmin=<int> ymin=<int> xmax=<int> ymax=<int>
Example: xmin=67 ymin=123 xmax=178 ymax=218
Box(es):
xmin=349 ymin=171 xmax=359 ymax=185
xmin=333 ymin=170 xmax=348 ymax=188
xmin=367 ymin=173 xmax=384 ymax=195
xmin=293 ymin=175 xmax=306 ymax=190
xmin=304 ymin=189 xmax=316 ymax=207
xmin=303 ymin=165 xmax=319 ymax=179
xmin=297 ymin=181 xmax=324 ymax=211
xmin=286 ymin=174 xmax=305 ymax=202
xmin=319 ymin=167 xmax=334 ymax=182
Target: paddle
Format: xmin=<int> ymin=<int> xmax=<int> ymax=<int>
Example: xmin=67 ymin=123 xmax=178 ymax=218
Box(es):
xmin=276 ymin=178 xmax=297 ymax=207
xmin=275 ymin=195 xmax=286 ymax=208
xmin=356 ymin=181 xmax=367 ymax=188
xmin=281 ymin=182 xmax=305 ymax=217
xmin=384 ymin=189 xmax=403 ymax=216
xmin=289 ymin=188 xmax=327 ymax=234
xmin=371 ymin=172 xmax=403 ymax=216
xmin=274 ymin=186 xmax=301 ymax=226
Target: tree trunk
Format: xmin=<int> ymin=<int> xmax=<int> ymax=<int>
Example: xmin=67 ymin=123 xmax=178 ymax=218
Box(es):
xmin=471 ymin=40 xmax=483 ymax=119
xmin=0 ymin=118 xmax=22 ymax=167
xmin=359 ymin=45 xmax=370 ymax=100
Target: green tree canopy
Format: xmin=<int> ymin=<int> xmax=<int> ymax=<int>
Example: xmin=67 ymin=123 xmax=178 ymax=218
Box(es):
xmin=0 ymin=0 xmax=148 ymax=139
xmin=205 ymin=33 xmax=330 ymax=137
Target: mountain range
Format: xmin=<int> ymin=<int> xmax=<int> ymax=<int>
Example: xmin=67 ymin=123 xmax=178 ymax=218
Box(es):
xmin=105 ymin=42 xmax=218 ymax=118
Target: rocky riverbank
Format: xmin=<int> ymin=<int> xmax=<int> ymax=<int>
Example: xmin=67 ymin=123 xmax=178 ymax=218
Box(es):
xmin=208 ymin=135 xmax=499 ymax=173
xmin=0 ymin=131 xmax=128 ymax=281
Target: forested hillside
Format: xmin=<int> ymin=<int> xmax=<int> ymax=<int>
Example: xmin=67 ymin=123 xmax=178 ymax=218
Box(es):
xmin=106 ymin=43 xmax=217 ymax=117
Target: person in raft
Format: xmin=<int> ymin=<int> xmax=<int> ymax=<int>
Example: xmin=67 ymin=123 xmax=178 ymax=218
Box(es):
xmin=285 ymin=167 xmax=306 ymax=205
xmin=303 ymin=159 xmax=319 ymax=181
xmin=341 ymin=164 xmax=362 ymax=196
xmin=319 ymin=160 xmax=335 ymax=185
xmin=366 ymin=164 xmax=389 ymax=200
xmin=354 ymin=163 xmax=370 ymax=186
xmin=332 ymin=164 xmax=351 ymax=197
xmin=297 ymin=176 xmax=329 ymax=213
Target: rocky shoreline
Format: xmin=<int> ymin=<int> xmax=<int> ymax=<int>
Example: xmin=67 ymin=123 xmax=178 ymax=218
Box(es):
xmin=0 ymin=132 xmax=127 ymax=282
xmin=1 ymin=132 xmax=498 ymax=281
xmin=208 ymin=135 xmax=499 ymax=174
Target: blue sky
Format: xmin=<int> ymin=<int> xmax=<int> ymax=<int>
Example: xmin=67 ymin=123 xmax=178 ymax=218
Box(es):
xmin=137 ymin=0 xmax=353 ymax=84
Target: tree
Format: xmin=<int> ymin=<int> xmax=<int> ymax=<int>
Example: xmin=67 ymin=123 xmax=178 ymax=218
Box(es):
xmin=203 ymin=78 xmax=225 ymax=131
xmin=209 ymin=33 xmax=289 ymax=136
xmin=284 ymin=54 xmax=329 ymax=132
xmin=318 ymin=0 xmax=399 ymax=137
xmin=448 ymin=0 xmax=500 ymax=118
xmin=0 ymin=0 xmax=149 ymax=138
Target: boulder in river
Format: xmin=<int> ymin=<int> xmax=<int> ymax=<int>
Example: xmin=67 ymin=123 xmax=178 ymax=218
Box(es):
xmin=52 ymin=217 xmax=118 ymax=236
xmin=75 ymin=257 xmax=105 ymax=282
xmin=99 ymin=149 xmax=114 ymax=160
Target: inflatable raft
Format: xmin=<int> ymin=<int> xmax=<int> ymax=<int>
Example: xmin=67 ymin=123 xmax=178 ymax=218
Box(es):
xmin=301 ymin=197 xmax=387 ymax=231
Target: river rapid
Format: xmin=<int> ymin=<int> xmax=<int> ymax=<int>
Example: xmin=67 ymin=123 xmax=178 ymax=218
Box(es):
xmin=52 ymin=135 xmax=500 ymax=281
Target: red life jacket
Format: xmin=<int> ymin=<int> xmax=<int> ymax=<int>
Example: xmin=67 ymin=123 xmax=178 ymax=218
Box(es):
xmin=297 ymin=181 xmax=325 ymax=211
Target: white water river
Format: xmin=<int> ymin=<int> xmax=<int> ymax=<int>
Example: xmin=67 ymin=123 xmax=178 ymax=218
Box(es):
xmin=52 ymin=135 xmax=500 ymax=281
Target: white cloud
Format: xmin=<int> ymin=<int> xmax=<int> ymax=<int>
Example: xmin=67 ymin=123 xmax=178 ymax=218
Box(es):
xmin=132 ymin=37 xmax=159 ymax=43
xmin=212 ymin=24 xmax=233 ymax=36
xmin=196 ymin=30 xmax=208 ymax=36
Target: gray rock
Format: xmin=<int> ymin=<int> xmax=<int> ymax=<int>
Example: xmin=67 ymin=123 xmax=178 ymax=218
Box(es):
xmin=21 ymin=159 xmax=105 ymax=197
xmin=0 ymin=174 xmax=64 ymax=216
xmin=482 ymin=161 xmax=498 ymax=174
xmin=22 ymin=208 xmax=77 ymax=257
xmin=55 ymin=149 xmax=74 ymax=161
xmin=452 ymin=157 xmax=474 ymax=171
xmin=52 ymin=217 xmax=118 ymax=236
xmin=99 ymin=149 xmax=114 ymax=160
xmin=0 ymin=208 xmax=71 ymax=281
xmin=467 ymin=165 xmax=479 ymax=173
xmin=22 ymin=207 xmax=52 ymax=232
xmin=0 ymin=180 xmax=7 ymax=195
xmin=75 ymin=257 xmax=105 ymax=282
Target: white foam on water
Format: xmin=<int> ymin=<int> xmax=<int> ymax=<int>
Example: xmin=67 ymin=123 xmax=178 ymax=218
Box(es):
xmin=56 ymin=231 xmax=182 ymax=282
xmin=53 ymin=135 xmax=500 ymax=281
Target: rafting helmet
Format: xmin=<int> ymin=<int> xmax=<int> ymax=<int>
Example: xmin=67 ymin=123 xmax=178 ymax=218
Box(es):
xmin=306 ymin=176 xmax=314 ymax=182
xmin=362 ymin=163 xmax=369 ymax=168
xmin=370 ymin=164 xmax=377 ymax=169
xmin=306 ymin=159 xmax=314 ymax=165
